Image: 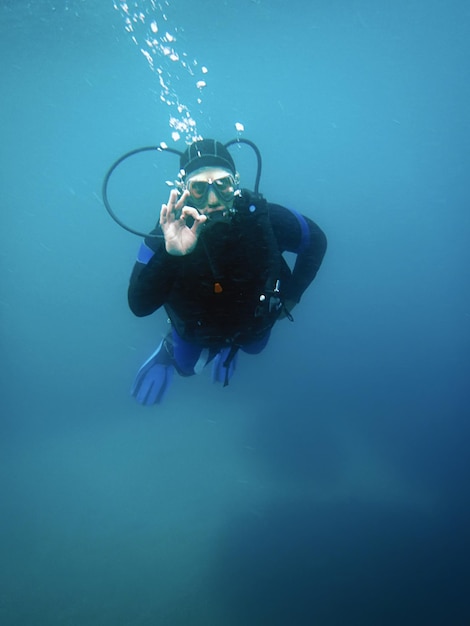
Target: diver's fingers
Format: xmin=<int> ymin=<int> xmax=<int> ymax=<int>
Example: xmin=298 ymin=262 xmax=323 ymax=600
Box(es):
xmin=174 ymin=189 xmax=190 ymax=210
xmin=181 ymin=207 xmax=207 ymax=234
xmin=181 ymin=206 xmax=205 ymax=222
xmin=160 ymin=189 xmax=181 ymax=225
xmin=166 ymin=189 xmax=180 ymax=213
xmin=191 ymin=215 xmax=208 ymax=238
xmin=160 ymin=202 xmax=171 ymax=225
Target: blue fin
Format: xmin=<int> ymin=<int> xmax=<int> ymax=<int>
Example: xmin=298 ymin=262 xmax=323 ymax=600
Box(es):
xmin=131 ymin=341 xmax=174 ymax=405
xmin=212 ymin=347 xmax=238 ymax=385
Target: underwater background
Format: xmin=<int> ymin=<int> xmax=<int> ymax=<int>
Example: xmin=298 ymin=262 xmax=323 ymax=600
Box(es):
xmin=1 ymin=1 xmax=469 ymax=624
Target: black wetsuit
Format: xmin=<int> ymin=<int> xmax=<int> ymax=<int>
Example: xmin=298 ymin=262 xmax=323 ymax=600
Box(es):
xmin=128 ymin=191 xmax=327 ymax=350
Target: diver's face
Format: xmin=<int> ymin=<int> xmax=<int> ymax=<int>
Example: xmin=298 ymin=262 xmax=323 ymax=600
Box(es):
xmin=185 ymin=167 xmax=236 ymax=216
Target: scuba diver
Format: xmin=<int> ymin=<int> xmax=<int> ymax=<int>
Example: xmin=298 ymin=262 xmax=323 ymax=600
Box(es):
xmin=125 ymin=138 xmax=327 ymax=404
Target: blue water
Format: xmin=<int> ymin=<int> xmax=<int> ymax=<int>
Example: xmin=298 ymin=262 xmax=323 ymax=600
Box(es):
xmin=1 ymin=1 xmax=469 ymax=624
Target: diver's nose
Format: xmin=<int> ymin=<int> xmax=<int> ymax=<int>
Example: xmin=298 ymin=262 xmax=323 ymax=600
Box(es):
xmin=207 ymin=187 xmax=220 ymax=206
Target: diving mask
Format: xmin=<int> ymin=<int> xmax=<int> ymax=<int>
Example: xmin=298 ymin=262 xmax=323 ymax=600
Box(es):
xmin=184 ymin=173 xmax=238 ymax=209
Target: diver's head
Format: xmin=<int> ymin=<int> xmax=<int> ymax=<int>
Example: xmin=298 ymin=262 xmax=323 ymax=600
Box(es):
xmin=179 ymin=139 xmax=239 ymax=218
xmin=180 ymin=138 xmax=236 ymax=177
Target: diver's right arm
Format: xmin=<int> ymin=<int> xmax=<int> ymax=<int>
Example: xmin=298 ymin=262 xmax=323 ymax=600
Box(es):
xmin=128 ymin=189 xmax=206 ymax=316
xmin=127 ymin=233 xmax=176 ymax=317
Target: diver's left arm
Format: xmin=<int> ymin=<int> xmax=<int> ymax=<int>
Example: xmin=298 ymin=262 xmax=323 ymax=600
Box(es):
xmin=269 ymin=203 xmax=327 ymax=307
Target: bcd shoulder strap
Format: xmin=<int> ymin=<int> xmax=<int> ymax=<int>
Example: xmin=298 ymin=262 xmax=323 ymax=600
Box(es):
xmin=233 ymin=189 xmax=283 ymax=320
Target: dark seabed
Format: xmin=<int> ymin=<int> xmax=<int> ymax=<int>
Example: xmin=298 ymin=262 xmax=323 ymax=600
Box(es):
xmin=1 ymin=1 xmax=469 ymax=625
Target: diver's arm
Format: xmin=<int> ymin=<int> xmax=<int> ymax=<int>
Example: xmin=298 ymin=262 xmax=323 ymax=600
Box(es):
xmin=269 ymin=203 xmax=327 ymax=303
xmin=127 ymin=234 xmax=176 ymax=317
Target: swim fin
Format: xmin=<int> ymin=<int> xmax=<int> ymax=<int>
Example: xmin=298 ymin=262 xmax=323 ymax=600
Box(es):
xmin=212 ymin=346 xmax=238 ymax=386
xmin=131 ymin=340 xmax=174 ymax=405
